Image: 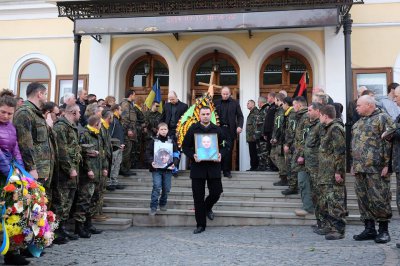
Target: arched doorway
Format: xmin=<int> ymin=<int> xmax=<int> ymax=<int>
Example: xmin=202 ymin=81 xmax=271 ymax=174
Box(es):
xmin=191 ymin=51 xmax=240 ymax=170
xmin=125 ymin=54 xmax=169 ymax=109
xmin=260 ymin=48 xmax=313 ymax=102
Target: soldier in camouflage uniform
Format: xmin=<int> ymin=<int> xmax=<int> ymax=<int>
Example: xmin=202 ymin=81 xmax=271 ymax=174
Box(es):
xmin=255 ymin=96 xmax=269 ymax=170
xmin=303 ymin=102 xmax=324 ymax=230
xmin=13 ymin=82 xmax=56 ymax=203
xmin=316 ymin=105 xmax=346 ymax=240
xmin=352 ymin=95 xmax=394 ymax=244
xmin=74 ymin=115 xmax=108 ymax=238
xmin=52 ymin=104 xmax=82 ymax=242
xmin=120 ymin=90 xmax=138 ymax=174
xmin=93 ymin=109 xmax=114 ymax=220
xmin=144 ymin=101 xmax=162 ymax=140
xmin=282 ymin=97 xmax=295 ymax=189
xmin=132 ymin=102 xmax=145 ymax=168
xmin=270 ymin=93 xmax=287 ymax=184
xmin=246 ymin=100 xmax=259 ymax=171
xmin=282 ymin=96 xmax=309 ymax=196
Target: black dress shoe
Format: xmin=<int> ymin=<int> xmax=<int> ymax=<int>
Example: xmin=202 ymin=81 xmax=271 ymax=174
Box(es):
xmin=207 ymin=210 xmax=215 ymax=220
xmin=223 ymin=172 xmax=232 ymax=178
xmin=193 ymin=226 xmax=205 ymax=234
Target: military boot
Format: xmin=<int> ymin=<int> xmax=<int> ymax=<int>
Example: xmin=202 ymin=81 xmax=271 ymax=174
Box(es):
xmin=60 ymin=221 xmax=79 ymax=240
xmin=53 ymin=224 xmax=69 ymax=245
xmin=273 ymin=175 xmax=288 ymax=186
xmin=375 ymin=221 xmax=391 ymax=244
xmin=74 ymin=221 xmax=91 ymax=238
xmin=84 ymin=217 xmax=103 ymax=234
xmin=353 ymin=220 xmax=377 ymax=241
xmin=281 ymin=188 xmax=298 ymax=195
xmin=325 ymin=230 xmax=345 ymax=240
xmin=315 ymin=223 xmax=332 ymax=235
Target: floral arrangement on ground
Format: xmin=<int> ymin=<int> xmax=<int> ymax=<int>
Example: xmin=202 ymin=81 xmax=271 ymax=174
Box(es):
xmin=0 ymin=166 xmax=57 ymax=256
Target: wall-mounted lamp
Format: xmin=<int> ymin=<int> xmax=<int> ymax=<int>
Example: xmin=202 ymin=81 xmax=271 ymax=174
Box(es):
xmin=283 ymin=48 xmax=291 ymax=71
xmin=144 ymin=62 xmax=150 ymax=75
xmin=212 ymin=64 xmax=220 ymax=72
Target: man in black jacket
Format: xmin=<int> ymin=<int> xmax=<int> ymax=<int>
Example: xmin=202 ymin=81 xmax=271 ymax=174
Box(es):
xmin=263 ymin=92 xmax=278 ymax=171
xmin=161 ymin=91 xmax=188 ymax=139
xmin=182 ymin=106 xmax=225 ymax=234
xmin=215 ymin=87 xmax=244 ymax=178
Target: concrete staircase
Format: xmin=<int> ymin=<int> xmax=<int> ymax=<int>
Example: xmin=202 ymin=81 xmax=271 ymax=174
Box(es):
xmin=93 ymin=170 xmax=398 ymax=230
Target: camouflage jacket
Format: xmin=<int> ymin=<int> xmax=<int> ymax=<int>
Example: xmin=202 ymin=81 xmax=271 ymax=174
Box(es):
xmin=284 ymin=107 xmax=296 ymax=149
xmin=318 ymin=119 xmax=346 ymax=185
xmin=255 ymin=104 xmax=268 ymax=140
xmin=291 ymin=108 xmax=309 ymax=172
xmin=271 ymin=106 xmax=285 ymax=145
xmin=120 ymin=99 xmax=138 ymax=135
xmin=391 ymin=115 xmax=400 ymax=173
xmin=144 ymin=110 xmax=162 ymax=139
xmin=304 ymin=118 xmax=321 ymax=174
xmin=53 ymin=117 xmax=82 ymax=186
xmin=13 ymin=101 xmax=55 ymax=180
xmin=100 ymin=122 xmax=113 ymax=163
xmin=352 ymin=109 xmax=394 ymax=173
xmin=246 ymin=107 xmax=259 ymax=142
xmin=79 ymin=127 xmax=108 ymax=183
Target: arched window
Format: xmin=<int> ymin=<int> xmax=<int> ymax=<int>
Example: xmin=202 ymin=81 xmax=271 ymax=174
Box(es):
xmin=126 ymin=54 xmax=169 ymax=104
xmin=260 ymin=49 xmax=313 ymax=101
xmin=18 ymin=61 xmax=51 ymax=100
xmin=191 ymin=52 xmax=239 ymax=101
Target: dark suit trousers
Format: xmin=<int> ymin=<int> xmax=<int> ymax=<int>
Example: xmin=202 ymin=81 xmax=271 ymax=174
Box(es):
xmin=221 ymin=126 xmax=234 ymax=172
xmin=191 ymin=178 xmax=223 ymax=227
xmin=248 ymin=141 xmax=258 ymax=169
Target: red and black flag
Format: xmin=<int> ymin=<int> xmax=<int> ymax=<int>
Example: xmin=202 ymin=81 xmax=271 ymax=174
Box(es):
xmin=292 ymin=72 xmax=307 ymax=99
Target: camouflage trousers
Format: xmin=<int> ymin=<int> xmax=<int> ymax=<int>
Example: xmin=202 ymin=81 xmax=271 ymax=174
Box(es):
xmin=94 ymin=175 xmax=107 ymax=215
xmin=121 ymin=138 xmax=134 ymax=172
xmin=73 ymin=181 xmax=96 ymax=223
xmin=109 ymin=149 xmax=122 ymax=186
xmin=318 ymin=184 xmax=346 ymax=232
xmin=52 ymin=185 xmax=77 ymax=222
xmin=286 ymin=153 xmax=297 ymax=190
xmin=307 ymin=170 xmax=323 ymax=222
xmin=298 ymin=171 xmax=314 ymax=213
xmin=354 ymin=173 xmax=392 ymax=222
xmin=270 ymin=145 xmax=287 ymax=176
xmin=256 ymin=140 xmax=269 ymax=169
xmin=397 ymin=173 xmax=400 ymax=214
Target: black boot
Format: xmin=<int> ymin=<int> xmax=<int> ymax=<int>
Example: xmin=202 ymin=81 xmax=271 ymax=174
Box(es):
xmin=74 ymin=221 xmax=91 ymax=238
xmin=375 ymin=221 xmax=391 ymax=244
xmin=53 ymin=223 xmax=69 ymax=245
xmin=4 ymin=251 xmax=30 ymax=265
xmin=353 ymin=220 xmax=377 ymax=241
xmin=281 ymin=188 xmax=298 ymax=195
xmin=61 ymin=221 xmax=79 ymax=240
xmin=85 ymin=217 xmax=103 ymax=234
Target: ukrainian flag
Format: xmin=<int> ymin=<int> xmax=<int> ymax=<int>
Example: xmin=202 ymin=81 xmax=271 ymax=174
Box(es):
xmin=144 ymin=79 xmax=163 ymax=113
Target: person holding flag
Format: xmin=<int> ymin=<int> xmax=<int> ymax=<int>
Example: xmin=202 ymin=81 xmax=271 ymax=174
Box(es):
xmin=292 ymin=72 xmax=308 ymax=100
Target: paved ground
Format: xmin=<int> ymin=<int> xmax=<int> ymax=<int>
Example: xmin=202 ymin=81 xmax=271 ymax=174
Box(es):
xmin=28 ymin=220 xmax=400 ymax=266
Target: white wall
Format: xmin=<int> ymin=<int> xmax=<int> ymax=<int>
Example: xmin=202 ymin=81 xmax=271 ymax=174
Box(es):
xmin=89 ymin=35 xmax=111 ymax=99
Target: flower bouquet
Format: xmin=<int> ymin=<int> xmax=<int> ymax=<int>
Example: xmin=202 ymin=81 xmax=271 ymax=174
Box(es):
xmin=0 ymin=162 xmax=58 ymax=257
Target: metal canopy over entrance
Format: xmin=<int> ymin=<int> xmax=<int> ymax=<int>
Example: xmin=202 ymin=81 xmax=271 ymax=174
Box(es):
xmin=58 ymin=0 xmax=363 ymax=35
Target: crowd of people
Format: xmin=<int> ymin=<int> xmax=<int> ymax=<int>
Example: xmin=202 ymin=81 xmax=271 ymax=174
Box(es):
xmin=244 ymin=83 xmax=400 ymax=244
xmin=1 ymin=80 xmax=400 ymax=263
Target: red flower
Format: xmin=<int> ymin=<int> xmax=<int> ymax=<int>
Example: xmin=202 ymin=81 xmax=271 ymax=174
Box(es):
xmin=38 ymin=228 xmax=44 ymax=237
xmin=29 ymin=182 xmax=38 ymax=189
xmin=13 ymin=234 xmax=24 ymax=245
xmin=11 ymin=206 xmax=17 ymax=214
xmin=3 ymin=184 xmax=16 ymax=192
xmin=47 ymin=211 xmax=55 ymax=222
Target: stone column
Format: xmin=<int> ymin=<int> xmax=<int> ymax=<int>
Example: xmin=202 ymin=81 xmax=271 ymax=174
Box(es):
xmin=72 ymin=34 xmax=82 ymax=97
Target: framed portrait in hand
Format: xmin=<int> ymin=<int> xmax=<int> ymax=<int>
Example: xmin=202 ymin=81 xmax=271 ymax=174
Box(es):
xmin=194 ymin=133 xmax=219 ymax=161
xmin=154 ymin=141 xmax=173 ymax=168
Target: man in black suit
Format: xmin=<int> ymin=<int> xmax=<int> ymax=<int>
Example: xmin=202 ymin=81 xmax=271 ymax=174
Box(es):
xmin=161 ymin=91 xmax=188 ymax=139
xmin=182 ymin=106 xmax=225 ymax=234
xmin=215 ymin=87 xmax=244 ymax=178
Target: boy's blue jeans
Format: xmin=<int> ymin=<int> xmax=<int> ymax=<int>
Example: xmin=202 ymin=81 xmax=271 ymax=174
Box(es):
xmin=150 ymin=171 xmax=172 ymax=210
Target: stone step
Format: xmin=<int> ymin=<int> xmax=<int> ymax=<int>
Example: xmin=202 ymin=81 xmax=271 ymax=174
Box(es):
xmin=91 ymin=218 xmax=132 ymax=231
xmin=103 ymin=196 xmax=397 ymax=214
xmin=105 ymin=189 xmax=397 ymax=204
xmin=101 ymin=207 xmax=398 ymax=226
